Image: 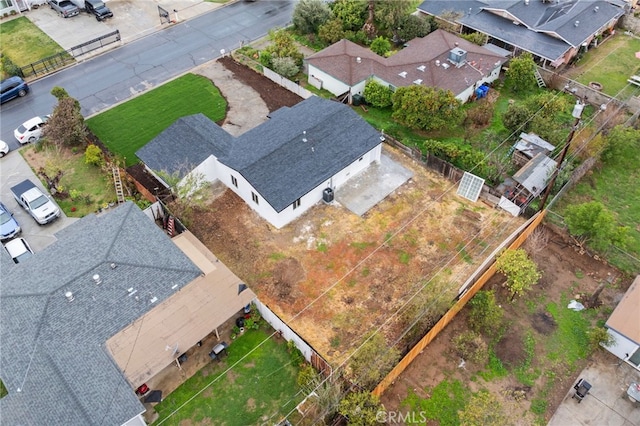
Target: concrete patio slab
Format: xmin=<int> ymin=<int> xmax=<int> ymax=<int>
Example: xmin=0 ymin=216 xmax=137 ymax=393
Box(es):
xmin=335 ymin=150 xmax=414 ymax=217
xmin=548 ymin=353 xmax=640 ymax=426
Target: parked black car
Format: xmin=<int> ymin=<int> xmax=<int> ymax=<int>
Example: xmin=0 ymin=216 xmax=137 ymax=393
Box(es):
xmin=85 ymin=0 xmax=112 ymax=21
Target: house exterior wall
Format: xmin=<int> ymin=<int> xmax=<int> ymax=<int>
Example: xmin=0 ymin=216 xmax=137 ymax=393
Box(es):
xmin=190 ymin=155 xmax=218 ymax=183
xmin=604 ymin=329 xmax=640 ymax=370
xmin=308 ymin=64 xmax=352 ymax=97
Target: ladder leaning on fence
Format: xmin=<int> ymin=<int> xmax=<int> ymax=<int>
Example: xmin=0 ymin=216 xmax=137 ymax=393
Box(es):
xmin=112 ymin=166 xmax=126 ymax=204
xmin=534 ymin=69 xmax=546 ymax=88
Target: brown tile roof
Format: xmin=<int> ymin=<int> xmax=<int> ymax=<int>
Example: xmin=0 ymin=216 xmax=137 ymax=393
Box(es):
xmin=306 ymin=29 xmax=506 ymax=96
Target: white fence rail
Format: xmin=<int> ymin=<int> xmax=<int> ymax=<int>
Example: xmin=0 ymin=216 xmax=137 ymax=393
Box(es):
xmin=262 ymin=67 xmax=314 ymax=99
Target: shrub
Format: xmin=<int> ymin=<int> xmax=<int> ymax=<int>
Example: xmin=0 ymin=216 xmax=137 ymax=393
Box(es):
xmin=468 ymin=290 xmax=503 ymax=335
xmin=318 ymin=18 xmax=345 ymax=44
xmin=292 ymin=0 xmax=333 ymax=34
xmin=271 ymin=56 xmax=299 ymax=79
xmin=363 ymin=79 xmax=392 ymax=108
xmin=370 ymin=36 xmax=391 ymax=56
xmin=452 ymin=330 xmax=488 ymax=364
xmin=84 ymin=144 xmax=104 ymax=167
xmin=466 ymin=100 xmax=494 ymax=126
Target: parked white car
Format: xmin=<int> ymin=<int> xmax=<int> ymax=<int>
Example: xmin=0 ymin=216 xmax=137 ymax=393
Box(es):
xmin=14 ymin=115 xmax=49 ymax=144
xmin=0 ymin=140 xmax=9 ymax=157
xmin=4 ymin=237 xmax=34 ymax=264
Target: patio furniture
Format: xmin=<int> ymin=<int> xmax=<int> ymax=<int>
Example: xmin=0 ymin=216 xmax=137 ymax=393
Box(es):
xmin=209 ymin=341 xmax=229 ymax=361
xmin=627 ymin=382 xmax=640 ymax=403
xmin=572 ymin=378 xmax=592 ymax=403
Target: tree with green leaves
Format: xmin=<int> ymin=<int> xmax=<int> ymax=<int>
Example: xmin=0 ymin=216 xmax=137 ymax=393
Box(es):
xmin=502 ymin=102 xmax=532 ymax=136
xmin=44 ymin=95 xmax=86 ymax=147
xmin=263 ymin=28 xmax=304 ymax=68
xmin=505 ymin=52 xmax=537 ymax=93
xmin=374 ymin=0 xmax=413 ymax=38
xmin=461 ymin=32 xmax=487 ymax=46
xmin=330 ymin=0 xmax=367 ymax=31
xmin=396 ymin=14 xmax=434 ymax=43
xmin=370 ymin=36 xmax=391 ymax=55
xmin=338 ymin=391 xmax=382 ymax=426
xmin=271 ymin=57 xmax=299 ymax=78
xmin=495 ymin=248 xmax=541 ymax=301
xmin=363 ymin=79 xmax=393 ymax=108
xmin=348 ymin=332 xmax=399 ymax=390
xmin=602 ymin=125 xmax=640 ymax=163
xmin=293 ymin=0 xmax=333 ymax=34
xmin=319 ymin=18 xmax=346 ymax=44
xmin=392 ymin=85 xmax=463 ymax=131
xmin=564 ymin=201 xmax=630 ymax=252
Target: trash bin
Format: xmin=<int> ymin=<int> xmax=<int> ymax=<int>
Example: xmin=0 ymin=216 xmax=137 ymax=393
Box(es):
xmin=352 ymin=94 xmax=364 ymax=106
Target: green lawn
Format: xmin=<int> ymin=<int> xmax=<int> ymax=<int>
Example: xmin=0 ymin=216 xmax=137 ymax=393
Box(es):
xmin=153 ymin=327 xmax=304 ymax=425
xmin=568 ymin=34 xmax=640 ymax=97
xmin=552 ymin=134 xmax=640 ymax=273
xmin=21 ymin=144 xmax=117 ymax=217
xmin=86 ymin=73 xmax=227 ymax=166
xmin=0 ymin=16 xmax=66 ymax=67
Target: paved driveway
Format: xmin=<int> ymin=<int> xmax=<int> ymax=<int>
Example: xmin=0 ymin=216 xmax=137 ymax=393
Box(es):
xmin=0 ymin=150 xmax=76 ymax=253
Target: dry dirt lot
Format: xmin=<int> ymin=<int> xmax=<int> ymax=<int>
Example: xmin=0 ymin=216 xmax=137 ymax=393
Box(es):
xmin=171 ymin=59 xmax=527 ymax=365
xmin=380 ymin=224 xmax=629 ymax=423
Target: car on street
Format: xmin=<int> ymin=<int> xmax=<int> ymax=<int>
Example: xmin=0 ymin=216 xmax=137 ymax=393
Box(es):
xmin=0 ymin=140 xmax=9 ymax=157
xmin=0 ymin=76 xmax=29 ymax=104
xmin=0 ymin=202 xmax=21 ymax=241
xmin=14 ymin=115 xmax=50 ymax=144
xmin=3 ymin=237 xmax=33 ymax=264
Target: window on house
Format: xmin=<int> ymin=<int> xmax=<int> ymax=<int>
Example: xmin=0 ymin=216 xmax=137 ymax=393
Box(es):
xmin=0 ymin=1 xmax=13 ymax=8
xmin=231 ymin=175 xmax=238 ymax=187
xmin=293 ymin=198 xmax=301 ymax=209
xmin=251 ymin=192 xmax=259 ymax=204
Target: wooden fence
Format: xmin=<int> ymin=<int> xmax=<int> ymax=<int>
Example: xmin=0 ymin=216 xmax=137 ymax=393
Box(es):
xmin=372 ymin=210 xmax=547 ymax=396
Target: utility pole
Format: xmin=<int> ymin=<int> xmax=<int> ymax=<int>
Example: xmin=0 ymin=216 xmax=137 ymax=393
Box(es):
xmin=538 ymin=99 xmax=585 ymax=212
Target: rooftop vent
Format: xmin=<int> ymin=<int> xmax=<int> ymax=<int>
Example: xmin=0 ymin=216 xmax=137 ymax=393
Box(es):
xmin=110 ymin=263 xmax=117 ymax=269
xmin=93 ymin=274 xmax=102 ymax=285
xmin=398 ymin=71 xmax=407 ymax=78
xmin=441 ymin=63 xmax=450 ymax=69
xmin=302 ymin=130 xmax=307 ymax=143
xmin=413 ymin=79 xmax=423 ymax=85
xmin=65 ymin=291 xmax=74 ymax=302
xmin=525 ymin=0 xmax=529 ymax=5
xmin=448 ymin=48 xmax=467 ymax=67
xmin=594 ymin=6 xmax=599 ymax=12
xmin=435 ymin=60 xmax=441 ymax=67
xmin=356 ymin=57 xmax=362 ymax=64
xmin=574 ymin=20 xmax=579 ymax=27
xmin=417 ymin=65 xmax=426 ymax=72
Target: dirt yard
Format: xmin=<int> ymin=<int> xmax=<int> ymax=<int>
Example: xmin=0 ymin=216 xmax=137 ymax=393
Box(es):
xmin=379 ymin=224 xmax=630 ymax=423
xmin=168 ymin=59 xmax=527 ymax=366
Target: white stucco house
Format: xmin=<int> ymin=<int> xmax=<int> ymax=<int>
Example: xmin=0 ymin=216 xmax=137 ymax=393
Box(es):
xmin=304 ymin=29 xmax=506 ymax=104
xmin=136 ymin=96 xmax=384 ymax=229
xmin=603 ymin=275 xmax=640 ymax=371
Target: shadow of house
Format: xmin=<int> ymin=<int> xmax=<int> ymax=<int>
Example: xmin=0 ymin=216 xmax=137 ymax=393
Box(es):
xmin=0 ymin=202 xmax=255 ymax=425
xmin=305 ymin=29 xmax=506 ymax=104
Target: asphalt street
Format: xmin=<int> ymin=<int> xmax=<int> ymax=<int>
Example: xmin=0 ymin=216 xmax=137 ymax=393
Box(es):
xmin=0 ymin=0 xmax=295 ymax=150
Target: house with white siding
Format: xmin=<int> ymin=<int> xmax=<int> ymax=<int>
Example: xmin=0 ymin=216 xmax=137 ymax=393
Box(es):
xmin=136 ymin=96 xmax=384 ymax=229
xmin=304 ymin=29 xmax=506 ymax=104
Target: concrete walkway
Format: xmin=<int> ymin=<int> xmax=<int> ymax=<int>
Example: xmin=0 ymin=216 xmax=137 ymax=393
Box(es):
xmin=549 ymin=353 xmax=640 ymax=426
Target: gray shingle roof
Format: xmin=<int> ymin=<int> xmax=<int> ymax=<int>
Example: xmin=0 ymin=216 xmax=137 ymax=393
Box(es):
xmin=136 ymin=97 xmax=384 ymax=214
xmin=222 ymin=96 xmax=383 ymax=212
xmin=417 ymin=0 xmax=624 ymax=61
xmin=0 ymin=202 xmax=201 ymax=425
xmin=306 ymin=30 xmax=505 ymax=96
xmin=136 ymin=114 xmax=233 ymax=178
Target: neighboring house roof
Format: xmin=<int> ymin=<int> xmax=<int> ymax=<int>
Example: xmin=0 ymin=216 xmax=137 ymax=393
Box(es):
xmin=305 ymin=30 xmax=505 ymax=97
xmin=137 ymin=97 xmax=384 ymax=214
xmin=514 ymin=132 xmax=556 ymax=159
xmin=512 ymin=152 xmax=556 ymax=196
xmin=606 ymin=275 xmax=640 ymax=345
xmin=106 ymin=230 xmax=256 ymax=387
xmin=136 ymin=113 xmax=233 ymax=179
xmin=417 ymin=0 xmax=624 ymax=61
xmin=0 ymin=202 xmax=202 ymax=425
